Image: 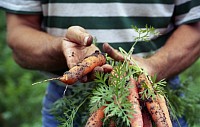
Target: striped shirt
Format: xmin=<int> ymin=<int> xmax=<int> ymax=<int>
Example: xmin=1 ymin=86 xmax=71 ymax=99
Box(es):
xmin=1 ymin=0 xmax=200 ymax=53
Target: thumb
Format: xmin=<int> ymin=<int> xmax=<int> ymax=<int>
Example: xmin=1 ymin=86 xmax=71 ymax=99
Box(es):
xmin=66 ymin=26 xmax=93 ymax=46
xmin=103 ymin=43 xmax=124 ymax=61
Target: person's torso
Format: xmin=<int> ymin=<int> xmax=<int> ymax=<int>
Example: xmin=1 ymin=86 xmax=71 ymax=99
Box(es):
xmin=41 ymin=0 xmax=176 ymax=53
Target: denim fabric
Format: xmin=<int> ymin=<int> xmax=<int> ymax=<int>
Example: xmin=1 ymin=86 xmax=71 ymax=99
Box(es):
xmin=42 ymin=76 xmax=188 ymax=127
xmin=42 ymin=81 xmax=66 ymax=127
xmin=167 ymin=76 xmax=188 ymax=127
xmin=172 ymin=117 xmax=188 ymax=127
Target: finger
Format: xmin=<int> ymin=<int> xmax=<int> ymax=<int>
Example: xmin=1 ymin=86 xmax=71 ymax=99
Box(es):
xmin=80 ymin=66 xmax=105 ymax=82
xmin=66 ymin=26 xmax=93 ymax=46
xmin=80 ymin=67 xmax=102 ymax=83
xmin=80 ymin=75 xmax=88 ymax=83
xmin=89 ymin=66 xmax=104 ymax=80
xmin=80 ymin=64 xmax=113 ymax=83
xmin=103 ymin=43 xmax=124 ymax=61
xmin=101 ymin=64 xmax=113 ymax=73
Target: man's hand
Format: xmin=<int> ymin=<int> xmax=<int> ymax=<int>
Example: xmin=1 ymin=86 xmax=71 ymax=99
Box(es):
xmin=6 ymin=13 xmax=112 ymax=78
xmin=63 ymin=26 xmax=112 ymax=82
xmin=102 ymin=43 xmax=154 ymax=77
xmin=103 ymin=23 xmax=200 ymax=81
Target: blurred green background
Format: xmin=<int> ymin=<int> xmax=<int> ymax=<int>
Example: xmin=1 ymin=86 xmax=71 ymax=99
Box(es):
xmin=0 ymin=10 xmax=46 ymax=127
xmin=0 ymin=10 xmax=200 ymax=127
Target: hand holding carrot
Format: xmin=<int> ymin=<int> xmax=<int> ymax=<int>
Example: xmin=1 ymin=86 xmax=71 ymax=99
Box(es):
xmin=62 ymin=26 xmax=99 ymax=68
xmin=103 ymin=43 xmax=155 ymax=79
xmin=61 ymin=26 xmax=113 ymax=84
xmin=59 ymin=51 xmax=107 ymax=84
xmin=101 ymin=43 xmax=173 ymax=126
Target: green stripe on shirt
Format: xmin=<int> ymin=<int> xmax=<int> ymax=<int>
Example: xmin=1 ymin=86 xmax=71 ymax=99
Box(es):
xmin=43 ymin=17 xmax=171 ymax=29
xmin=2 ymin=0 xmax=200 ymax=54
xmin=175 ymin=1 xmax=200 ymax=15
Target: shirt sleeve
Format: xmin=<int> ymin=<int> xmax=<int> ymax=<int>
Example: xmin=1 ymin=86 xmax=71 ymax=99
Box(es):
xmin=0 ymin=0 xmax=42 ymax=14
xmin=174 ymin=0 xmax=200 ymax=25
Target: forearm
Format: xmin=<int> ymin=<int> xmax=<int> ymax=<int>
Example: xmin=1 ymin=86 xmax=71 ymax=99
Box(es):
xmin=6 ymin=14 xmax=67 ymax=71
xmin=147 ymin=23 xmax=200 ymax=80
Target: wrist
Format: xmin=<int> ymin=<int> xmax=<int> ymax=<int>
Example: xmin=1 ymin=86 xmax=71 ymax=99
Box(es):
xmin=132 ymin=55 xmax=160 ymax=80
xmin=145 ymin=56 xmax=168 ymax=81
xmin=145 ymin=58 xmax=159 ymax=77
xmin=45 ymin=36 xmax=67 ymax=70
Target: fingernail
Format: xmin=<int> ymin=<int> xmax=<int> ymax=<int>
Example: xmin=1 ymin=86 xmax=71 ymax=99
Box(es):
xmin=84 ymin=36 xmax=92 ymax=46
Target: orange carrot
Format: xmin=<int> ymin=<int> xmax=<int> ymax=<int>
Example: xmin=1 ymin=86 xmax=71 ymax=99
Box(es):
xmin=85 ymin=106 xmax=106 ymax=127
xmin=137 ymin=74 xmax=172 ymax=127
xmin=59 ymin=51 xmax=106 ymax=85
xmin=127 ymin=77 xmax=143 ymax=127
xmin=157 ymin=95 xmax=172 ymax=127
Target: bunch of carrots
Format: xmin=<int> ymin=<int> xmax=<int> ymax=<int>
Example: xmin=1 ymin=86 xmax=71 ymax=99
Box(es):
xmin=53 ymin=50 xmax=173 ymax=127
xmin=84 ymin=73 xmax=172 ymax=127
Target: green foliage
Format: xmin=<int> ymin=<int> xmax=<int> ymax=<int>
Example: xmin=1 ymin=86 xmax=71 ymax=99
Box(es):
xmin=52 ymin=24 xmax=200 ymax=127
xmin=0 ymin=10 xmax=46 ymax=127
xmin=139 ymin=75 xmax=167 ymax=101
xmin=166 ymin=64 xmax=200 ymax=126
xmin=50 ymin=25 xmax=170 ymax=127
xmin=51 ymin=96 xmax=88 ymax=127
xmin=89 ymin=73 xmax=110 ymax=113
xmin=1 ymin=9 xmax=199 ymax=127
xmin=90 ymin=62 xmax=136 ymax=127
xmin=142 ymin=75 xmax=167 ymax=100
xmin=50 ymin=83 xmax=95 ymax=127
xmin=131 ymin=24 xmax=160 ymax=42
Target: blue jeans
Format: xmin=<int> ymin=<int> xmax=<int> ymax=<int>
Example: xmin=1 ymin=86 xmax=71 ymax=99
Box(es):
xmin=42 ymin=77 xmax=188 ymax=127
xmin=42 ymin=81 xmax=65 ymax=127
